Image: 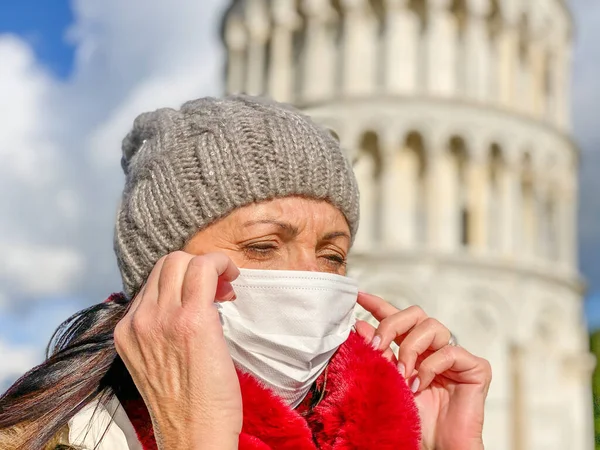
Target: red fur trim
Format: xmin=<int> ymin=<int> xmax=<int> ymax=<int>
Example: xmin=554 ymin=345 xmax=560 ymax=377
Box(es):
xmin=122 ymin=396 xmax=157 ymax=450
xmin=104 ymin=292 xmax=127 ymax=303
xmin=237 ymin=372 xmax=316 ymax=449
xmin=122 ymin=332 xmax=421 ymax=449
xmin=308 ymin=332 xmax=421 ymax=449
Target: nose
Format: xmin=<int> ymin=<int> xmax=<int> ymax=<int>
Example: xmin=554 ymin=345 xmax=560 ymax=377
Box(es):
xmin=288 ymin=248 xmax=320 ymax=272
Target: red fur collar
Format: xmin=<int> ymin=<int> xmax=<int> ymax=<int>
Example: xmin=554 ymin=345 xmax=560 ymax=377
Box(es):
xmin=121 ymin=332 xmax=421 ymax=449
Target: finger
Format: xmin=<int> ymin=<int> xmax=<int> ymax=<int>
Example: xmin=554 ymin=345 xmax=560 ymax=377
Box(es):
xmin=397 ymin=317 xmax=451 ymax=379
xmin=354 ymin=320 xmax=397 ymax=364
xmin=372 ymin=305 xmax=428 ymax=351
xmin=412 ymin=345 xmax=485 ymax=393
xmin=354 ymin=319 xmax=377 ymax=345
xmin=157 ymin=251 xmax=195 ymax=307
xmin=357 ymin=292 xmax=400 ymax=322
xmin=181 ymin=252 xmax=240 ymax=312
xmin=215 ymin=278 xmax=236 ymax=301
xmin=129 ymin=255 xmax=168 ymax=316
xmin=382 ymin=348 xmax=398 ymax=364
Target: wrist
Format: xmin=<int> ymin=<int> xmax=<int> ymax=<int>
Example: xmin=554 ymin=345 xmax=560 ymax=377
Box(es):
xmin=157 ymin=429 xmax=239 ymax=450
xmin=153 ymin=415 xmax=240 ymax=450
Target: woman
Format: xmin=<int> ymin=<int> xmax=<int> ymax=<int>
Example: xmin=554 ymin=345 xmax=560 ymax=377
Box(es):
xmin=0 ymin=95 xmax=491 ymax=449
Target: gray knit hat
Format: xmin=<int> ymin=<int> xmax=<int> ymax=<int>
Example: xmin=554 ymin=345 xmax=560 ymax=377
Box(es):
xmin=114 ymin=95 xmax=360 ymax=298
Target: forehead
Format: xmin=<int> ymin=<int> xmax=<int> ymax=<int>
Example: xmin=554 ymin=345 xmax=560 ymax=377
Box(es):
xmin=227 ymin=197 xmax=349 ymax=228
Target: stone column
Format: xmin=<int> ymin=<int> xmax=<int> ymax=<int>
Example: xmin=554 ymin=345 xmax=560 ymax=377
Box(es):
xmin=466 ymin=146 xmax=490 ymax=251
xmin=564 ymin=353 xmax=596 ymax=450
xmin=426 ymin=133 xmax=459 ymax=251
xmin=381 ymin=131 xmax=406 ymax=248
xmin=516 ymin=36 xmax=531 ymax=116
xmin=528 ymin=39 xmax=546 ymax=118
xmin=543 ymin=50 xmax=556 ymax=123
xmin=300 ymin=0 xmax=338 ymax=102
xmin=341 ymin=0 xmax=379 ymax=96
xmin=352 ymin=134 xmax=380 ymax=252
xmin=245 ymin=0 xmax=270 ymax=96
xmin=496 ymin=10 xmax=519 ymax=109
xmin=558 ymin=173 xmax=577 ymax=269
xmin=425 ymin=0 xmax=457 ymax=96
xmin=382 ymin=130 xmax=425 ymax=248
xmin=465 ymin=0 xmax=492 ymax=102
xmin=268 ymin=0 xmax=300 ymax=103
xmin=500 ymin=152 xmax=519 ymax=256
xmin=521 ymin=173 xmax=537 ymax=259
xmin=554 ymin=40 xmax=572 ymax=130
xmin=224 ymin=17 xmax=248 ymax=95
xmin=384 ymin=0 xmax=419 ymax=94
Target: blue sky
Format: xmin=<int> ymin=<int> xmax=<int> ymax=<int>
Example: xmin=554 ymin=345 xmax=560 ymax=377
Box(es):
xmin=0 ymin=0 xmax=74 ymax=78
xmin=0 ymin=0 xmax=599 ymax=386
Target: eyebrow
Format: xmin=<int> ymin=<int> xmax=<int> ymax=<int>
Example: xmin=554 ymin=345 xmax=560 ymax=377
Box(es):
xmin=243 ymin=220 xmax=350 ymax=242
xmin=322 ymin=231 xmax=351 ymax=242
xmin=243 ymin=219 xmax=300 ymax=238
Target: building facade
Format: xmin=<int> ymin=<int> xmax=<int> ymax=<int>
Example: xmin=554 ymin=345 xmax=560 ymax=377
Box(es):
xmin=222 ymin=0 xmax=594 ymax=448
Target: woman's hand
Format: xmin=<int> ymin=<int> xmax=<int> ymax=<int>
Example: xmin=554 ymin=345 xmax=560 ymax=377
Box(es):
xmin=355 ymin=292 xmax=492 ymax=450
xmin=114 ymin=251 xmax=242 ymax=450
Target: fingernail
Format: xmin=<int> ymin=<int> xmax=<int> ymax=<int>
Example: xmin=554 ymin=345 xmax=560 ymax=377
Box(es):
xmin=398 ymin=363 xmax=405 ymax=378
xmin=411 ymin=377 xmax=420 ymax=394
xmin=371 ymin=335 xmax=381 ymax=350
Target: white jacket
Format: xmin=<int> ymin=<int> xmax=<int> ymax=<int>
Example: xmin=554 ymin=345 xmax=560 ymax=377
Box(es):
xmin=67 ymin=397 xmax=141 ymax=450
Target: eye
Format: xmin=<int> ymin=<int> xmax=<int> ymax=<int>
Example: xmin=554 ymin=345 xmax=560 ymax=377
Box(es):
xmin=321 ymin=252 xmax=347 ymax=268
xmin=243 ymin=242 xmax=279 ymax=259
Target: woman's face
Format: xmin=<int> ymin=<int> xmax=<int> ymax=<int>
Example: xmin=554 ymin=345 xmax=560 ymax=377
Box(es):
xmin=184 ymin=197 xmax=351 ymax=275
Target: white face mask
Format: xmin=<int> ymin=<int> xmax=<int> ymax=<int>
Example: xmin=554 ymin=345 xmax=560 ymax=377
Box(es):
xmin=216 ymin=268 xmax=358 ymax=408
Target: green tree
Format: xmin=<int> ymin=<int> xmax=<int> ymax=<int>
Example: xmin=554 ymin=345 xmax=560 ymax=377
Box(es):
xmin=589 ymin=330 xmax=600 ymax=448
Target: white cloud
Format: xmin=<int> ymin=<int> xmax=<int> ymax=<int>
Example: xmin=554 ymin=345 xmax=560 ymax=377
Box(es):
xmin=0 ymin=340 xmax=40 ymax=390
xmin=0 ymin=242 xmax=84 ymax=296
xmin=0 ymin=35 xmax=85 ymax=304
xmin=0 ymin=0 xmax=228 ymax=312
xmin=0 ymin=36 xmax=60 ymax=186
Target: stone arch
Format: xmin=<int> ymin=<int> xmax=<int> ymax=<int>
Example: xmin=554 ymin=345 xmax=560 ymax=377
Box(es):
xmin=533 ymin=303 xmax=564 ymax=348
xmin=451 ymin=286 xmax=512 ymax=356
xmin=525 ymin=300 xmax=569 ymax=410
xmin=450 ymin=286 xmax=513 ymax=413
xmin=353 ymin=130 xmax=384 ymax=249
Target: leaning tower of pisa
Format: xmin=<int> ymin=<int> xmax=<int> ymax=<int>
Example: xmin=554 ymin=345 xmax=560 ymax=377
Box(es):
xmin=222 ymin=0 xmax=594 ymax=448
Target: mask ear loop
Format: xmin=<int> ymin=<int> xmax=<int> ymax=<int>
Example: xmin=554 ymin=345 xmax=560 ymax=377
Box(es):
xmin=315 ymin=365 xmax=328 ymax=407
xmin=306 ymin=365 xmax=328 ymax=412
